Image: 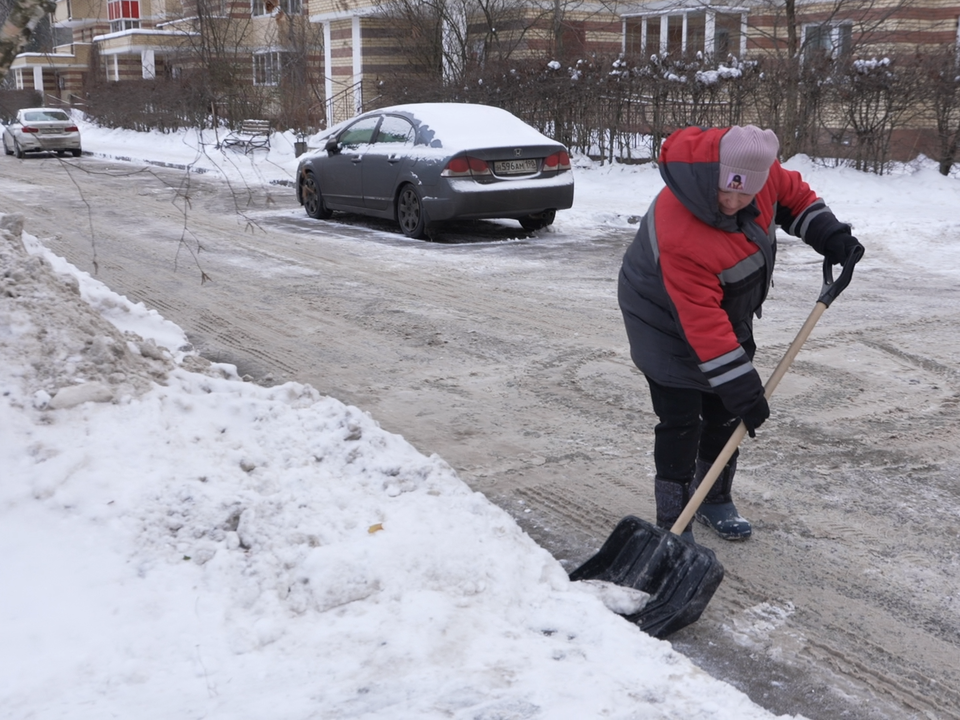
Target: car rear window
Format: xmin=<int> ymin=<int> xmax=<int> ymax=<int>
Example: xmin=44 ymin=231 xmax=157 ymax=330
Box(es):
xmin=23 ymin=111 xmax=71 ymax=122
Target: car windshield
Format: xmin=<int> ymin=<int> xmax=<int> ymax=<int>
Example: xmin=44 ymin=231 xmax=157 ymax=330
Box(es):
xmin=23 ymin=110 xmax=70 ymax=122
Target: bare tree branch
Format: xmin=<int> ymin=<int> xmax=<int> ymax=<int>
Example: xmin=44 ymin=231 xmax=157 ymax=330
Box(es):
xmin=0 ymin=0 xmax=55 ymax=83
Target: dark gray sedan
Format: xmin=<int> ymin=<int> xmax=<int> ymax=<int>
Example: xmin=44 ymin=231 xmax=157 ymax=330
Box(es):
xmin=295 ymin=103 xmax=574 ymax=238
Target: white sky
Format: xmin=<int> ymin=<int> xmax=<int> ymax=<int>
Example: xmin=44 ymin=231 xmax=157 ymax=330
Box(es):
xmin=2 ymin=116 xmax=959 ymax=719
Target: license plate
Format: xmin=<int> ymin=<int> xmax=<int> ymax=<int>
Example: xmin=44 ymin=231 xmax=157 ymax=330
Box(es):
xmin=39 ymin=128 xmax=62 ymax=134
xmin=494 ymin=158 xmax=538 ymax=175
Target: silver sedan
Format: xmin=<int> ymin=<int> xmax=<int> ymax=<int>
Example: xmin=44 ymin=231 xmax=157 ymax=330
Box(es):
xmin=3 ymin=107 xmax=82 ymax=158
xmin=296 ymin=103 xmax=574 ymax=239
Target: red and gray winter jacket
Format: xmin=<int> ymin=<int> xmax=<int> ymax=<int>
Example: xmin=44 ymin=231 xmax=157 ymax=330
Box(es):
xmin=618 ymin=126 xmax=850 ymax=417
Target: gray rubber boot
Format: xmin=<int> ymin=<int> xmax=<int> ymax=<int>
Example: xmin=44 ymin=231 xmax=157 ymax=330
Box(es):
xmin=654 ymin=476 xmax=695 ymax=543
xmin=690 ymin=458 xmax=752 ymax=540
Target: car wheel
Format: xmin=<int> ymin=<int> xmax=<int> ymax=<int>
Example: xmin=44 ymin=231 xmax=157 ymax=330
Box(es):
xmin=14 ymin=141 xmax=24 ymax=159
xmin=3 ymin=137 xmax=11 ymax=156
xmin=520 ymin=209 xmax=556 ymax=232
xmin=72 ymin=148 xmax=82 ymax=158
xmin=397 ymin=184 xmax=426 ymax=239
xmin=301 ymin=170 xmax=332 ymax=220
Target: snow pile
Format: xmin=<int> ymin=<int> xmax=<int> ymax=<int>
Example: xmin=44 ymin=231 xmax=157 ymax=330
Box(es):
xmin=0 ymin=213 xmax=178 ymax=410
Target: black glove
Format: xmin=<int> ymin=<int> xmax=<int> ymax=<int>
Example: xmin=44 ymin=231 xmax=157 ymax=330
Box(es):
xmin=741 ymin=395 xmax=770 ymax=438
xmin=823 ymin=230 xmax=863 ymax=266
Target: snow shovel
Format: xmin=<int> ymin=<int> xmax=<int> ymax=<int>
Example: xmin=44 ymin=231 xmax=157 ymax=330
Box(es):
xmin=571 ymin=247 xmax=864 ymax=638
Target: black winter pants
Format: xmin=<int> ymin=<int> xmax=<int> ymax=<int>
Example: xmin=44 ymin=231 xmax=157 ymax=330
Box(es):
xmin=645 ymin=376 xmax=741 ymax=483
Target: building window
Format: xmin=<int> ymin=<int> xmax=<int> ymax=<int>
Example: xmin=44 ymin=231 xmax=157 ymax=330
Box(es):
xmin=251 ymin=0 xmax=301 ymax=17
xmin=624 ymin=9 xmax=745 ymax=59
xmin=803 ymin=23 xmax=853 ymax=62
xmin=714 ymin=13 xmax=742 ymax=57
xmin=624 ymin=17 xmax=643 ymax=56
xmin=107 ymin=0 xmax=141 ymax=32
xmin=253 ymin=51 xmax=291 ymax=86
xmin=685 ymin=13 xmax=706 ymax=55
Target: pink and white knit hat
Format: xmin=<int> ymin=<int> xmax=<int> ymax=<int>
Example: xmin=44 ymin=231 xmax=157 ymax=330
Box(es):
xmin=718 ymin=125 xmax=780 ymax=195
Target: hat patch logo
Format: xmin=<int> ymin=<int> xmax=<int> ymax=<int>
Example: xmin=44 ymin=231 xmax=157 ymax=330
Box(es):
xmin=725 ymin=172 xmax=745 ymax=190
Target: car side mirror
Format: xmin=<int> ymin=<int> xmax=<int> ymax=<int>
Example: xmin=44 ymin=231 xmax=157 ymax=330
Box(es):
xmin=324 ymin=137 xmax=340 ymax=154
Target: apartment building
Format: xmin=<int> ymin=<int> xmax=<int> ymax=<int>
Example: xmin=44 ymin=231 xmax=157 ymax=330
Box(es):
xmin=8 ymin=0 xmax=314 ymax=108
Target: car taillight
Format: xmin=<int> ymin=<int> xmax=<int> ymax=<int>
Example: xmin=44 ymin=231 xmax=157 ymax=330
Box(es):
xmin=442 ymin=157 xmax=469 ymax=176
xmin=21 ymin=126 xmax=39 ymax=134
xmin=66 ymin=125 xmax=79 ymax=132
xmin=441 ymin=155 xmax=492 ymax=178
xmin=543 ymin=150 xmax=571 ymax=172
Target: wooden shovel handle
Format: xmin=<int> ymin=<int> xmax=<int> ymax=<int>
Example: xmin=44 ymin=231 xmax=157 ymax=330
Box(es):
xmin=670 ymin=301 xmax=828 ymax=535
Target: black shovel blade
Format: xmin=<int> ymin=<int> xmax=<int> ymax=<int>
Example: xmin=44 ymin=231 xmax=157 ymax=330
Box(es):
xmin=569 ymin=515 xmax=724 ymax=638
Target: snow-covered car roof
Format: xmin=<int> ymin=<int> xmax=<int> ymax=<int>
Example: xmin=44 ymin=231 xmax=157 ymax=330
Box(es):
xmin=310 ymin=103 xmax=561 ymax=152
xmin=383 ymin=103 xmax=561 ymax=150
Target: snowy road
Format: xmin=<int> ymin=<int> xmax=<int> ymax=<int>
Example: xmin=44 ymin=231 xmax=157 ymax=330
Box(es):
xmin=3 ymin=156 xmax=959 ymax=720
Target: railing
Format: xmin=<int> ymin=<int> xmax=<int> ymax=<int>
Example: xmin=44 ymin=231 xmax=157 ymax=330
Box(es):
xmin=43 ymin=93 xmax=68 ymax=108
xmin=43 ymin=93 xmax=86 ymax=109
xmin=324 ymin=79 xmax=383 ymax=127
xmin=325 ymin=79 xmax=364 ymax=127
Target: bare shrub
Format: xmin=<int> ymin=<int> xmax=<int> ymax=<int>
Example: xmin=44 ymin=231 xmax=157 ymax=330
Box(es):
xmin=272 ymin=15 xmax=326 ymax=134
xmin=822 ymin=55 xmax=925 ymax=174
xmin=377 ymin=52 xmax=765 ymax=163
xmin=916 ymin=48 xmax=960 ymax=176
xmin=0 ymin=88 xmax=42 ymax=122
xmin=83 ymin=78 xmax=216 ymax=132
